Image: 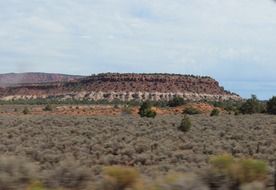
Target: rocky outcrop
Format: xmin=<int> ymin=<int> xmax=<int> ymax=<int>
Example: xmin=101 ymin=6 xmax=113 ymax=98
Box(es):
xmin=0 ymin=73 xmax=241 ymax=102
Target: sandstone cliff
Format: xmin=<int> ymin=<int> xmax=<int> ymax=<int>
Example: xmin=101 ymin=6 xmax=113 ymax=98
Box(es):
xmin=0 ymin=73 xmax=241 ymax=102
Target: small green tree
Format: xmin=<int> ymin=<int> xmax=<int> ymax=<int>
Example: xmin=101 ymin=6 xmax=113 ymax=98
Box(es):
xmin=168 ymin=96 xmax=186 ymax=107
xmin=138 ymin=101 xmax=157 ymax=118
xmin=210 ymin=108 xmax=220 ymax=116
xmin=178 ymin=115 xmax=192 ymax=132
xmin=267 ymin=96 xmax=276 ymax=114
xmin=43 ymin=104 xmax=53 ymax=111
xmin=239 ymin=95 xmax=264 ymax=114
xmin=22 ymin=107 xmax=30 ymax=115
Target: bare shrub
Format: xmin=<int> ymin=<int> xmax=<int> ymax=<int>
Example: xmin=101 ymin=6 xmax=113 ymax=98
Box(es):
xmin=152 ymin=172 xmax=208 ymax=190
xmin=44 ymin=159 xmax=91 ymax=189
xmin=240 ymin=181 xmax=265 ymax=190
xmin=0 ymin=156 xmax=37 ymax=190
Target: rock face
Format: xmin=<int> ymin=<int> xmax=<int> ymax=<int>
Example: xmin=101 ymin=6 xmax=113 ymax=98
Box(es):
xmin=0 ymin=73 xmax=241 ymax=102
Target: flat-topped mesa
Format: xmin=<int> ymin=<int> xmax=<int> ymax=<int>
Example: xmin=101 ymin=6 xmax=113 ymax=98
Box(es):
xmin=0 ymin=73 xmax=242 ymax=102
xmin=77 ymin=73 xmax=229 ymax=95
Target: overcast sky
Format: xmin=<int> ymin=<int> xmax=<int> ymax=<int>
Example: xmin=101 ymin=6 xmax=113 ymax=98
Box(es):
xmin=1 ymin=0 xmax=276 ymax=99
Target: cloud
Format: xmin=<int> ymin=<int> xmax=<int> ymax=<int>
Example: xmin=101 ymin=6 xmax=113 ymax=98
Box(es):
xmin=0 ymin=0 xmax=276 ymax=98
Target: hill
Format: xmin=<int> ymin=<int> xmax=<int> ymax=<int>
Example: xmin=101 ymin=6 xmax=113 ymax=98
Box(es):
xmin=0 ymin=72 xmax=84 ymax=87
xmin=0 ymin=73 xmax=241 ymax=102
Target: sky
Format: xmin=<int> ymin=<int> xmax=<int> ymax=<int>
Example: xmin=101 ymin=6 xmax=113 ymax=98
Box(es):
xmin=1 ymin=0 xmax=276 ymax=99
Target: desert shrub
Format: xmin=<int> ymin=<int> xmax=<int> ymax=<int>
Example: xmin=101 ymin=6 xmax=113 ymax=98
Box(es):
xmin=26 ymin=181 xmax=46 ymax=190
xmin=43 ymin=104 xmax=53 ymax=111
xmin=151 ymin=172 xmax=208 ymax=190
xmin=45 ymin=159 xmax=91 ymax=189
xmin=208 ymin=155 xmax=268 ymax=188
xmin=233 ymin=159 xmax=268 ymax=184
xmin=100 ymin=166 xmax=141 ymax=190
xmin=168 ymin=97 xmax=186 ymax=107
xmin=267 ymin=96 xmax=276 ymax=114
xmin=113 ymin=104 xmax=120 ymax=109
xmin=121 ymin=105 xmax=132 ymax=115
xmin=240 ymin=181 xmax=265 ymax=190
xmin=210 ymin=154 xmax=235 ymax=172
xmin=0 ymin=156 xmax=37 ymax=190
xmin=210 ymin=108 xmax=220 ymax=117
xmin=23 ymin=107 xmax=31 ymax=114
xmin=234 ymin=110 xmax=240 ymax=115
xmin=178 ymin=115 xmax=192 ymax=132
xmin=209 ymin=100 xmax=242 ymax=112
xmin=182 ymin=107 xmax=201 ymax=115
xmin=239 ymin=95 xmax=265 ymax=114
xmin=149 ymin=100 xmax=168 ymax=108
xmin=138 ymin=101 xmax=157 ymax=118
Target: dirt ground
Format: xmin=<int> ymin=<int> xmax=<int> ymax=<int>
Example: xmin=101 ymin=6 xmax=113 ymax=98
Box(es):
xmin=0 ymin=103 xmax=216 ymax=116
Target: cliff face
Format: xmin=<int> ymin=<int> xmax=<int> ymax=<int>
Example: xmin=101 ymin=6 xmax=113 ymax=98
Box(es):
xmin=0 ymin=73 xmax=241 ymax=102
xmin=77 ymin=73 xmax=226 ymax=94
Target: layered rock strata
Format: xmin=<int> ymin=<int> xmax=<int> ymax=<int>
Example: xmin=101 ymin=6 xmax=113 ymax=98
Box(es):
xmin=0 ymin=73 xmax=241 ymax=102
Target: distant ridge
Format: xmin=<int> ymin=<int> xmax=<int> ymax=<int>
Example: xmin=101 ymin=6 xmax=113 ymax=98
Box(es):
xmin=0 ymin=72 xmax=241 ymax=102
xmin=0 ymin=72 xmax=85 ymax=87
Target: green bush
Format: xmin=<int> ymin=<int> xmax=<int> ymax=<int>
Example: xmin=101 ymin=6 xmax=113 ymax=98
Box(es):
xmin=138 ymin=101 xmax=157 ymax=118
xmin=168 ymin=96 xmax=186 ymax=107
xmin=101 ymin=166 xmax=141 ymax=190
xmin=209 ymin=100 xmax=242 ymax=112
xmin=239 ymin=95 xmax=265 ymax=114
xmin=210 ymin=108 xmax=220 ymax=116
xmin=209 ymin=155 xmax=268 ymax=187
xmin=178 ymin=115 xmax=192 ymax=132
xmin=267 ymin=96 xmax=276 ymax=114
xmin=234 ymin=110 xmax=240 ymax=116
xmin=23 ymin=107 xmax=31 ymax=115
xmin=183 ymin=107 xmax=201 ymax=115
xmin=43 ymin=104 xmax=53 ymax=111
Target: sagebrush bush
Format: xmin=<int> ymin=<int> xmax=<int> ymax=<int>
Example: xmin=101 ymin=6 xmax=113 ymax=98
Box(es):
xmin=26 ymin=181 xmax=46 ymax=190
xmin=240 ymin=182 xmax=265 ymax=190
xmin=209 ymin=155 xmax=268 ymax=187
xmin=267 ymin=96 xmax=276 ymax=114
xmin=210 ymin=108 xmax=220 ymax=116
xmin=182 ymin=107 xmax=201 ymax=115
xmin=168 ymin=97 xmax=186 ymax=107
xmin=178 ymin=115 xmax=192 ymax=132
xmin=138 ymin=101 xmax=157 ymax=118
xmin=45 ymin=159 xmax=91 ymax=189
xmin=0 ymin=156 xmax=37 ymax=190
xmin=101 ymin=166 xmax=141 ymax=190
xmin=152 ymin=172 xmax=208 ymax=190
